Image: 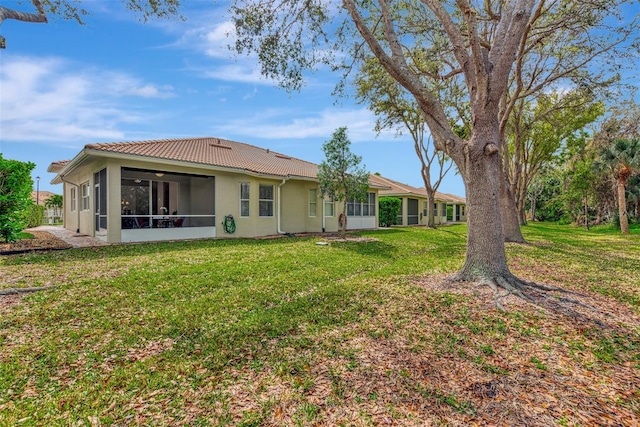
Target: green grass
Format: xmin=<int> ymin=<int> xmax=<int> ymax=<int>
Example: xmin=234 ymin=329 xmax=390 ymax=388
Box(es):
xmin=1 ymin=223 xmax=639 ymax=425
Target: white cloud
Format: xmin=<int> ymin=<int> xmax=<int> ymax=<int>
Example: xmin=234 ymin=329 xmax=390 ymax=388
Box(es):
xmin=201 ymin=63 xmax=272 ymax=85
xmin=217 ymin=107 xmax=389 ymax=142
xmin=0 ymin=55 xmax=174 ymax=143
xmin=203 ymin=21 xmax=237 ymax=58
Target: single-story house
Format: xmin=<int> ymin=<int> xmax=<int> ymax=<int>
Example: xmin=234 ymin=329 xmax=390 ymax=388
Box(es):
xmin=370 ymin=175 xmax=466 ymax=225
xmin=48 ymin=137 xmax=390 ymax=243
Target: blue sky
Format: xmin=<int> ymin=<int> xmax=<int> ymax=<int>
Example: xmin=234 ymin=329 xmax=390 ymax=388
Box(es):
xmin=0 ymin=0 xmax=465 ymax=196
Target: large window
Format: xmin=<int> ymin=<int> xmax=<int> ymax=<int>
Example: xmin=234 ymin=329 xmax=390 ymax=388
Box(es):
xmin=309 ymin=189 xmax=317 ymax=217
xmin=70 ymin=187 xmax=77 ymax=212
xmin=347 ymin=192 xmax=376 ymax=217
xmin=259 ymin=184 xmax=274 ymax=217
xmin=81 ymin=182 xmax=90 ymax=211
xmin=121 ymin=168 xmax=215 ymax=229
xmin=240 ymin=183 xmax=250 ymax=217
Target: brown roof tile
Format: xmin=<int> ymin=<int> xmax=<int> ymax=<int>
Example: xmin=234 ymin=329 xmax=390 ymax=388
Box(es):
xmin=84 ymin=137 xmax=320 ymax=179
xmin=47 ymin=160 xmax=69 ymax=173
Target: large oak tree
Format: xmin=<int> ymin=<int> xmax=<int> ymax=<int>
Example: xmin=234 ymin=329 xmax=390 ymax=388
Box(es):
xmin=230 ymin=0 xmax=548 ymax=294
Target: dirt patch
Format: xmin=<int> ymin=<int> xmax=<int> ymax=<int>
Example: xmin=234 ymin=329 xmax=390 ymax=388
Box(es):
xmin=0 ymin=231 xmax=71 ymax=255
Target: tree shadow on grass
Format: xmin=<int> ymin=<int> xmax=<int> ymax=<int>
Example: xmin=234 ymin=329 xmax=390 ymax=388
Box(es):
xmin=330 ymin=239 xmax=398 ymax=259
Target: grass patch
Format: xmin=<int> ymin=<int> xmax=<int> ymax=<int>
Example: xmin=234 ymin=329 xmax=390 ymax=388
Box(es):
xmin=1 ymin=223 xmax=639 ymax=425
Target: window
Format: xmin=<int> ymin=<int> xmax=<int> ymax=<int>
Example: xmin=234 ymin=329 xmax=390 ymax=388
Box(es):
xmin=95 ymin=169 xmax=107 ymax=230
xmin=441 ymin=203 xmax=447 ymax=217
xmin=346 ymin=192 xmax=376 ymax=217
xmin=324 ymin=197 xmax=334 ymax=217
xmin=120 ymin=168 xmax=216 ymax=229
xmin=70 ymin=187 xmax=77 ymax=212
xmin=240 ymin=183 xmax=250 ymax=217
xmin=461 ymin=205 xmax=466 ymax=216
xmin=259 ymin=184 xmax=274 ymax=217
xmin=81 ymin=182 xmax=90 ymax=211
xmin=309 ymin=189 xmax=317 ymax=217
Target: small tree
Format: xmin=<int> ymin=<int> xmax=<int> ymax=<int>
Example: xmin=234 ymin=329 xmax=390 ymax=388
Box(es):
xmin=317 ymin=127 xmax=369 ymax=236
xmin=0 ymin=154 xmax=36 ymax=242
xmin=45 ymin=194 xmax=63 ymax=221
xmin=379 ymin=197 xmax=401 ymax=227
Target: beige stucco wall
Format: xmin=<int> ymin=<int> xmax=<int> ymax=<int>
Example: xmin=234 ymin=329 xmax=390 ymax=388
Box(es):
xmin=57 ymin=154 xmax=379 ymax=242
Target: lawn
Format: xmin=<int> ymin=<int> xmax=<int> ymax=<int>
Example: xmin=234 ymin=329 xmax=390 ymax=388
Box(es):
xmin=0 ymin=224 xmax=638 ymax=426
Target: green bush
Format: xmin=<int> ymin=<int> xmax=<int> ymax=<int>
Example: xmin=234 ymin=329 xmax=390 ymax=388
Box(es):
xmin=379 ymin=197 xmax=401 ymax=227
xmin=0 ymin=155 xmax=35 ymax=242
xmin=26 ymin=204 xmax=45 ymax=228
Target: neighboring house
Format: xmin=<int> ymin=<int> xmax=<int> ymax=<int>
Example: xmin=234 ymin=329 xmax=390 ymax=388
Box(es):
xmin=370 ymin=175 xmax=466 ymax=225
xmin=48 ymin=137 xmax=390 ymax=243
xmin=31 ymin=190 xmax=63 ymax=224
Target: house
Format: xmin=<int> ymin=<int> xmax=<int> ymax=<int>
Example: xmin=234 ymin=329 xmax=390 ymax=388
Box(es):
xmin=31 ymin=190 xmax=63 ymax=224
xmin=369 ymin=175 xmax=466 ymax=225
xmin=48 ymin=137 xmax=390 ymax=243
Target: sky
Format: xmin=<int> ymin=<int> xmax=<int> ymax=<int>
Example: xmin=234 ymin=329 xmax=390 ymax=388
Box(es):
xmin=0 ymin=0 xmax=465 ymax=197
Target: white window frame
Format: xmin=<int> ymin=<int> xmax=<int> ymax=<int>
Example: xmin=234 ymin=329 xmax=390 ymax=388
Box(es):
xmin=240 ymin=182 xmax=250 ymax=217
xmin=309 ymin=188 xmax=317 ymax=217
xmin=81 ymin=182 xmax=90 ymax=211
xmin=259 ymin=184 xmax=274 ymax=217
xmin=70 ymin=187 xmax=77 ymax=212
xmin=324 ymin=197 xmax=334 ymax=217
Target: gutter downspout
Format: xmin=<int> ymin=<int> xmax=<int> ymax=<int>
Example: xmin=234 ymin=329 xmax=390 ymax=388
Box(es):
xmin=60 ymin=175 xmax=80 ymax=233
xmin=277 ymin=178 xmax=289 ymax=234
xmin=322 ymin=191 xmax=325 ymax=233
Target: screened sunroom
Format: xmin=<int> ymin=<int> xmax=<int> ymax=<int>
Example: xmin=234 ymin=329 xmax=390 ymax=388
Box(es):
xmin=120 ymin=168 xmax=216 ymax=242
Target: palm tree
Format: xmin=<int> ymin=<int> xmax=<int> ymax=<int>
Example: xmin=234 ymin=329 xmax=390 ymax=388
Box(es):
xmin=627 ymin=175 xmax=640 ymax=224
xmin=44 ymin=194 xmax=63 ymax=221
xmin=598 ymin=138 xmax=640 ymax=234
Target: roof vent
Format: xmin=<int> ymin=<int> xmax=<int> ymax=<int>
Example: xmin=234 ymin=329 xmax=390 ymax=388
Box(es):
xmin=209 ymin=142 xmax=232 ymax=150
xmin=275 ymin=154 xmax=292 ymax=160
xmin=266 ymin=148 xmax=270 ymax=153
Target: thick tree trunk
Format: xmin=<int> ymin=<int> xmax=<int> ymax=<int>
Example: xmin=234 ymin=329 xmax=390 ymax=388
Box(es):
xmin=618 ymin=178 xmax=629 ymax=234
xmin=452 ymin=136 xmax=513 ymax=281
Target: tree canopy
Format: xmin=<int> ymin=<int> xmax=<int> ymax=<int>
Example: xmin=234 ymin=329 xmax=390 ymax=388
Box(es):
xmin=317 ymin=127 xmax=369 ymax=235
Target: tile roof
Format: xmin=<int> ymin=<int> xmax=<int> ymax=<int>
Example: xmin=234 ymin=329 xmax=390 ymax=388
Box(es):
xmin=47 ymin=160 xmax=69 ymax=173
xmin=373 ymin=174 xmax=465 ymax=203
xmin=31 ymin=190 xmax=58 ymax=205
xmin=49 ymin=137 xmax=461 ymax=199
xmin=82 ymin=137 xmax=320 ymax=179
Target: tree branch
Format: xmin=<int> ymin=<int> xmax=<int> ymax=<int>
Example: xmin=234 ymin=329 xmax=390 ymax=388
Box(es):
xmin=0 ymin=0 xmax=48 ymax=48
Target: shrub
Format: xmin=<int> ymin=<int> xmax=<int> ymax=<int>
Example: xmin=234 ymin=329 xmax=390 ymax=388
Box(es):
xmin=0 ymin=155 xmax=35 ymax=242
xmin=379 ymin=197 xmax=401 ymax=227
xmin=26 ymin=204 xmax=45 ymax=228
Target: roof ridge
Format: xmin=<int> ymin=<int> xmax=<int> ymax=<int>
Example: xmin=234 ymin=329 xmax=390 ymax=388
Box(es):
xmin=86 ymin=136 xmax=216 ymax=149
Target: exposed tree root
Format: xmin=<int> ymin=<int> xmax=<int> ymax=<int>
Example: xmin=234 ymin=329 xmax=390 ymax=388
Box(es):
xmin=449 ymin=272 xmax=600 ymax=323
xmin=0 ymin=286 xmax=55 ymax=296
